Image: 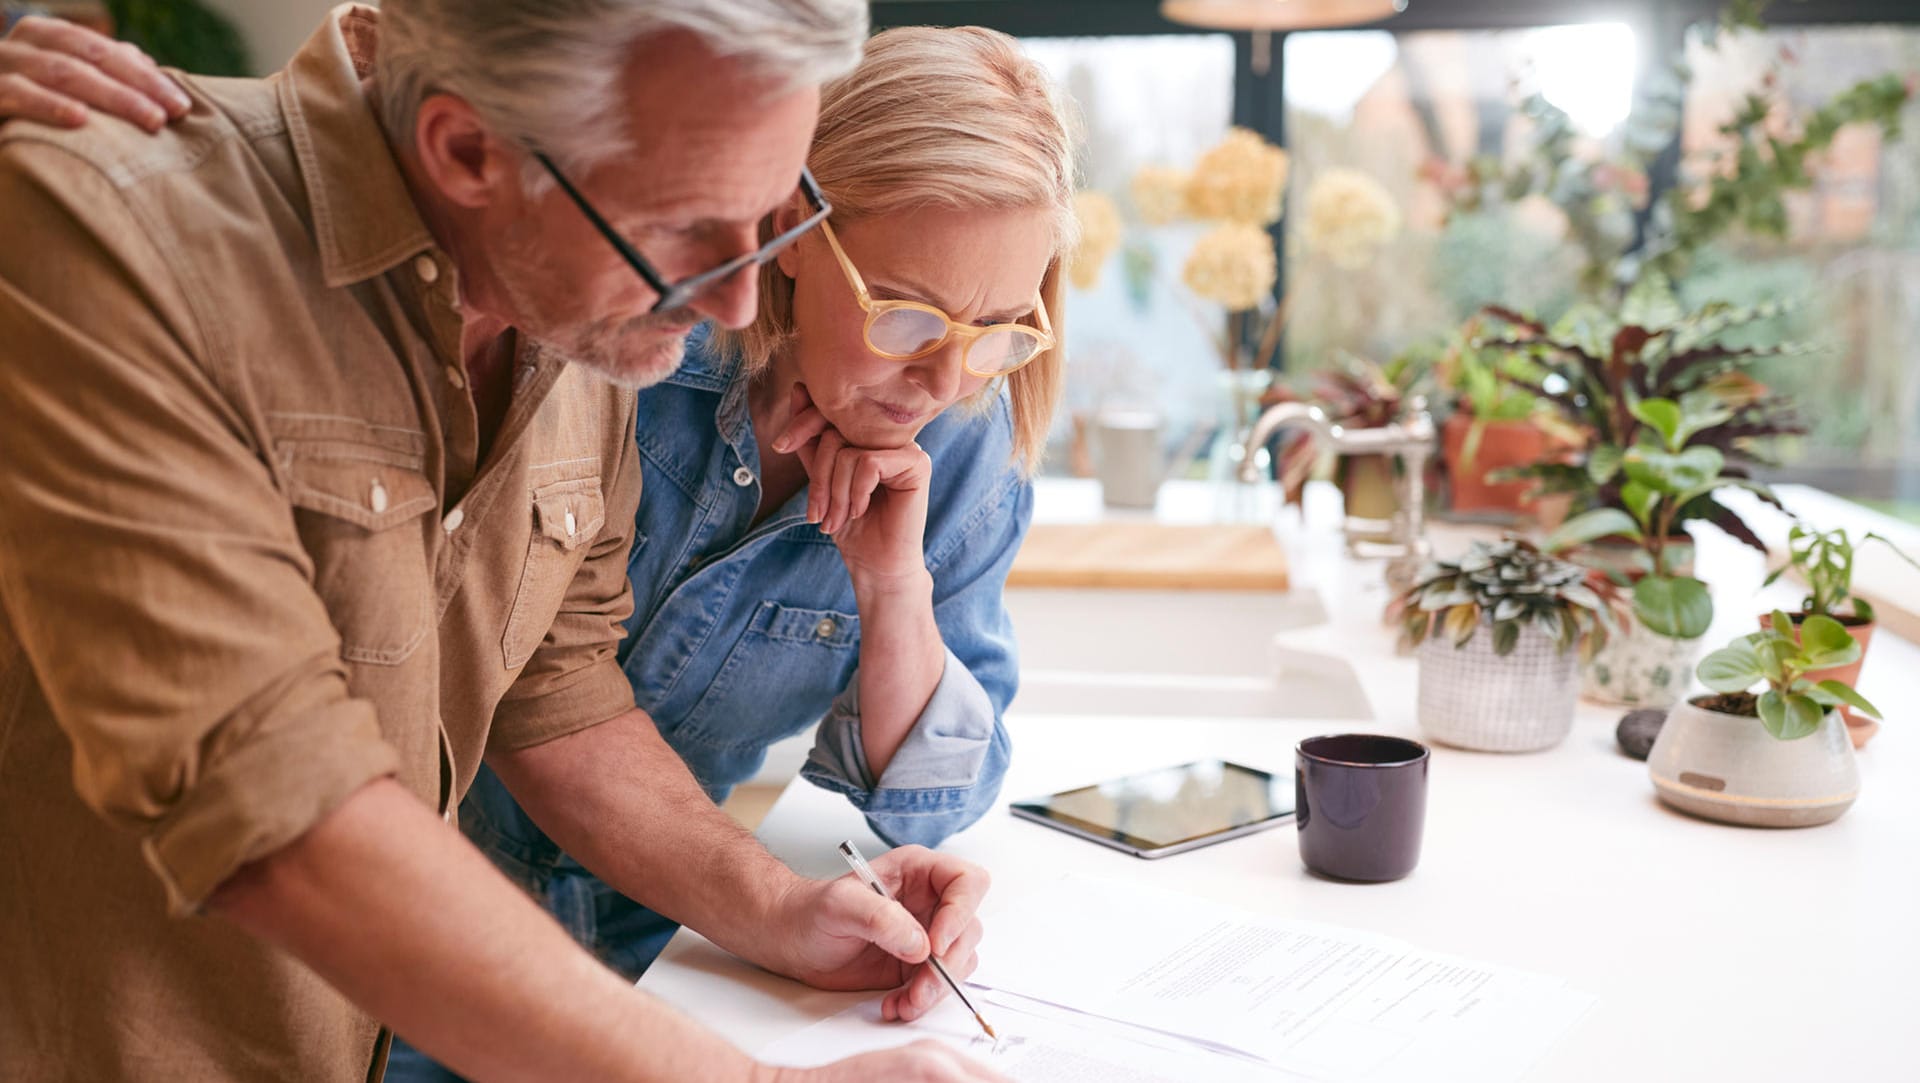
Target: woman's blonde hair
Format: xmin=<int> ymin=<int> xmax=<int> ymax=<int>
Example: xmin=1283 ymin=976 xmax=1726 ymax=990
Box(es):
xmin=712 ymin=25 xmax=1080 ymax=474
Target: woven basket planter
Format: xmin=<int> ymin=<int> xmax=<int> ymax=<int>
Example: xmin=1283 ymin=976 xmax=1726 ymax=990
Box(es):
xmin=1417 ymin=622 xmax=1581 ymax=752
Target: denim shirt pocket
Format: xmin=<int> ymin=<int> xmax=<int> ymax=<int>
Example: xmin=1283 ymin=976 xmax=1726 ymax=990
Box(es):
xmin=668 ymin=600 xmax=859 ymax=756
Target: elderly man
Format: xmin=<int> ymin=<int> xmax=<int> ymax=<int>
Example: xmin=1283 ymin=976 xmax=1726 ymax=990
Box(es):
xmin=0 ymin=4 xmax=1003 ymax=1082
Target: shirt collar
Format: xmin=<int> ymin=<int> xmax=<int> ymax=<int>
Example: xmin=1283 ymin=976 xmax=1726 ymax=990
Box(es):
xmin=278 ymin=5 xmax=435 ymax=289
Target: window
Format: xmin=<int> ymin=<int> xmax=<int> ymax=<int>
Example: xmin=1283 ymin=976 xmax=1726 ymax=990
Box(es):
xmin=1676 ymin=25 xmax=1920 ymax=522
xmin=1278 ymin=24 xmax=1639 ymax=371
xmin=1023 ymin=34 xmax=1238 ymax=473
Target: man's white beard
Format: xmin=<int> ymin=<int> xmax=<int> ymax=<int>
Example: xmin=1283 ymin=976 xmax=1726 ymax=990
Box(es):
xmin=493 ymin=226 xmax=694 ymax=390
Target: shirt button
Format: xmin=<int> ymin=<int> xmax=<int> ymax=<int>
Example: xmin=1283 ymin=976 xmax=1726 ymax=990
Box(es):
xmin=564 ymin=508 xmax=578 ymax=536
xmin=369 ymin=480 xmax=389 ymax=514
xmin=443 ymin=507 xmax=465 ymax=533
xmin=815 ymin=617 xmax=837 ymax=639
xmin=732 ymin=466 xmax=755 ymax=487
xmin=414 ymin=254 xmax=440 ymax=283
xmin=445 ymin=364 xmax=466 ymax=389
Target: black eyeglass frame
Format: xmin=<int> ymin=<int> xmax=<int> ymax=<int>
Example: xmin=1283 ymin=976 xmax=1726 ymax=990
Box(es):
xmin=535 ymin=152 xmax=831 ymax=314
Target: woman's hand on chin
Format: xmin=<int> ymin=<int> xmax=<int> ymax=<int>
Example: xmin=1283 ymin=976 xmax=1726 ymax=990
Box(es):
xmin=773 ymin=384 xmax=933 ymax=588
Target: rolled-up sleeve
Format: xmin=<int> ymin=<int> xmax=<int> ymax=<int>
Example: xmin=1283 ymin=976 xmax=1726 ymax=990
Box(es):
xmin=801 ymin=474 xmax=1028 ymax=848
xmin=487 ymin=396 xmax=644 ymax=754
xmin=0 ymin=146 xmax=397 ymax=914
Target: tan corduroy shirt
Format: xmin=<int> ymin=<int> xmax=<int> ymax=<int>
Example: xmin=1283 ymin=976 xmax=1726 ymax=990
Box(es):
xmin=0 ymin=7 xmax=643 ymax=1080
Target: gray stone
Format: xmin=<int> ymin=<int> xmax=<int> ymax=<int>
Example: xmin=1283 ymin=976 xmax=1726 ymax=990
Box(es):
xmin=1617 ymin=708 xmax=1668 ymax=760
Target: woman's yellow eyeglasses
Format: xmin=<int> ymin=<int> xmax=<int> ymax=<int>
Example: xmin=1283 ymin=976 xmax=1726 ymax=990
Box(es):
xmin=817 ymin=219 xmax=1054 ymax=378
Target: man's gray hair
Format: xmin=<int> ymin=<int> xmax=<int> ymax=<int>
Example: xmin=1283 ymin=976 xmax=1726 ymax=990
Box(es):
xmin=376 ymin=0 xmax=867 ymax=174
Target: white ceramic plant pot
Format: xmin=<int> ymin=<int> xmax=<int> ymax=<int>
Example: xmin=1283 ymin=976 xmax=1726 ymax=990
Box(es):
xmin=1581 ymin=616 xmax=1701 ymax=707
xmin=1417 ymin=623 xmax=1581 ymax=752
xmin=1647 ymin=698 xmax=1860 ymax=828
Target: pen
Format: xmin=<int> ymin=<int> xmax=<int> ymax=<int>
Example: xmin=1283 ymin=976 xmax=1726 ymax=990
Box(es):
xmin=837 ymin=839 xmax=998 ymax=1041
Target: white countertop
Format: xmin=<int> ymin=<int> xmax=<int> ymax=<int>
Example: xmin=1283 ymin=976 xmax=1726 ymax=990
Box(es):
xmin=642 ymin=479 xmax=1920 ymax=1080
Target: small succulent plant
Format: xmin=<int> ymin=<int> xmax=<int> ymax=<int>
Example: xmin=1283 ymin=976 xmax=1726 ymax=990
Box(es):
xmin=1395 ymin=538 xmax=1628 ymax=660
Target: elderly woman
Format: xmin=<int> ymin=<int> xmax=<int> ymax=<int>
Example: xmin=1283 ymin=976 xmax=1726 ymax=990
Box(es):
xmin=459 ymin=22 xmax=1072 ymax=994
xmin=6 ymin=15 xmax=1076 ymax=1074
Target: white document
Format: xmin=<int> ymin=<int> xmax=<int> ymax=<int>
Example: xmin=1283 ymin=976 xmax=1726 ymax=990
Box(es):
xmin=968 ymin=875 xmax=1594 ymax=1082
xmin=758 ymin=987 xmax=1311 ymax=1082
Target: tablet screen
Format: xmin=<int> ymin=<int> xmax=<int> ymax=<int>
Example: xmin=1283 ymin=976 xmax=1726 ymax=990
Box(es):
xmin=1011 ymin=760 xmax=1293 ymax=851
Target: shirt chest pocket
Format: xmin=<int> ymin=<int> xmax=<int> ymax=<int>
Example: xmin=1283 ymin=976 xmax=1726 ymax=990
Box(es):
xmin=502 ymin=476 xmax=607 ymax=670
xmin=283 ymin=447 xmax=439 ymax=666
xmin=668 ymin=601 xmax=861 ymax=753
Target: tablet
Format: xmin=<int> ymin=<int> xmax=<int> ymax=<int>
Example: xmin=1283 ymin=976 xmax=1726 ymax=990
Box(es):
xmin=1009 ymin=760 xmax=1295 ymax=859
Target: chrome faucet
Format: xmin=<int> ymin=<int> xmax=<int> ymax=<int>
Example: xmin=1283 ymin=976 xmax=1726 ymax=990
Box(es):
xmin=1238 ymin=396 xmax=1437 ymax=591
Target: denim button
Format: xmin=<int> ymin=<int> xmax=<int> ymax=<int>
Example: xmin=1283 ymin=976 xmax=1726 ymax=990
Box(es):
xmin=815 ymin=617 xmax=837 ymax=639
xmin=733 ymin=466 xmax=754 ymax=487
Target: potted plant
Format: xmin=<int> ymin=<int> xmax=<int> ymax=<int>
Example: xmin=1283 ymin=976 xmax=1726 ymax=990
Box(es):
xmin=1479 ymin=271 xmax=1803 ymax=577
xmin=1432 ymin=323 xmax=1571 ymax=522
xmin=1650 ymin=611 xmax=1880 ymax=827
xmin=1267 ymin=352 xmax=1428 ymax=544
xmin=1394 ymin=538 xmax=1626 ymax=753
xmin=1761 ymin=525 xmax=1920 ymax=748
xmin=1545 ymin=389 xmax=1777 ymax=708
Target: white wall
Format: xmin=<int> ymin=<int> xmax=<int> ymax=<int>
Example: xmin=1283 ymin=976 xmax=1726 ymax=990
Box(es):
xmin=206 ymin=0 xmax=350 ymax=74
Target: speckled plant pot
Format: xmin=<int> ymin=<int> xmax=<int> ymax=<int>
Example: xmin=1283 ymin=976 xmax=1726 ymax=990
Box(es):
xmin=1581 ymin=617 xmax=1702 ymax=708
xmin=1647 ymin=698 xmax=1859 ymax=828
xmin=1417 ymin=624 xmax=1580 ymax=752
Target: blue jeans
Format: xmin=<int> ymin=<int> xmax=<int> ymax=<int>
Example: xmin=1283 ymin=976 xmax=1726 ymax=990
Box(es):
xmin=383 ymin=774 xmax=682 ymax=1083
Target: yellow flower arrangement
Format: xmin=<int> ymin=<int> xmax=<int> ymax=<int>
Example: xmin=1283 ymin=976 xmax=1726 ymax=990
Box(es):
xmin=1069 ymin=190 xmax=1123 ymax=290
xmin=1129 ymin=165 xmax=1191 ymax=227
xmin=1184 ymin=128 xmax=1289 ymax=226
xmin=1301 ymin=168 xmax=1402 ymax=269
xmin=1181 ymin=223 xmax=1277 ymax=313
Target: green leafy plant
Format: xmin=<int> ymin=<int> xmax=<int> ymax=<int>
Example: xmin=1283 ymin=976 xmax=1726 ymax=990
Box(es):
xmin=1393 ymin=538 xmax=1627 ymax=661
xmin=1696 ymin=610 xmax=1882 ymax=739
xmin=105 ymin=0 xmax=249 ymax=77
xmin=1480 ymin=271 xmax=1802 ymax=553
xmin=1764 ymin=525 xmax=1920 ymax=623
xmin=1543 ymin=379 xmax=1780 ymax=639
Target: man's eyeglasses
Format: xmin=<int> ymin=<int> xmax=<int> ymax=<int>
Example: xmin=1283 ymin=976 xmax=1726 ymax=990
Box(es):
xmin=536 ymin=152 xmax=831 ymax=314
xmin=817 ymin=219 xmax=1053 ymax=378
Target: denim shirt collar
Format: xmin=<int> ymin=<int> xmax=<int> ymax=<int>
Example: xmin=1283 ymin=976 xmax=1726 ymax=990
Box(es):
xmin=666 ymin=327 xmax=756 ymax=454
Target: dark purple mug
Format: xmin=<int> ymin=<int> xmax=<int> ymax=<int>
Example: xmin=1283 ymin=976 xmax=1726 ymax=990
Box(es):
xmin=1296 ymin=734 xmax=1430 ymax=882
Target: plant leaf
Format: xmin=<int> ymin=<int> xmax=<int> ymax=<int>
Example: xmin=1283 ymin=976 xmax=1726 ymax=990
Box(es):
xmin=1545 ymin=508 xmax=1641 ymax=552
xmin=1760 ymin=692 xmax=1824 ymax=741
xmin=1587 ymin=444 xmax=1625 ymax=485
xmin=1769 ymin=609 xmax=1794 ymax=639
xmin=1813 ymin=680 xmax=1882 ymax=720
xmin=1630 ymin=398 xmax=1684 ymax=450
xmin=1697 ymin=642 xmax=1764 ymax=693
xmin=1493 ymin=620 xmax=1521 ymax=657
xmin=1634 ymin=576 xmax=1713 ymax=639
xmin=1798 ymin=614 xmax=1860 ymax=668
xmin=1444 ymin=604 xmax=1480 ymax=647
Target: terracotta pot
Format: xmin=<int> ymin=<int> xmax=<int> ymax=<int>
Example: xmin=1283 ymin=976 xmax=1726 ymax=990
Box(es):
xmin=1758 ymin=613 xmax=1878 ymax=749
xmin=1442 ymin=413 xmax=1548 ymax=515
xmin=1648 ymin=696 xmax=1859 ymax=828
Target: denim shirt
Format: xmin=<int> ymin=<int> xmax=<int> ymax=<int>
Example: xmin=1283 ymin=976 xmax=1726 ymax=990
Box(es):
xmin=464 ymin=329 xmax=1023 ymax=903
xmin=613 ymin=333 xmax=1024 ymax=839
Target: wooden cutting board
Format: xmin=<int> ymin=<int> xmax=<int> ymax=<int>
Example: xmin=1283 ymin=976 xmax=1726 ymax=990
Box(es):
xmin=1008 ymin=523 xmax=1291 ymax=591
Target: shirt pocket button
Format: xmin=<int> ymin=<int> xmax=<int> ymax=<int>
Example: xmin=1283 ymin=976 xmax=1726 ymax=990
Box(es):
xmin=814 ymin=617 xmax=837 ymax=639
